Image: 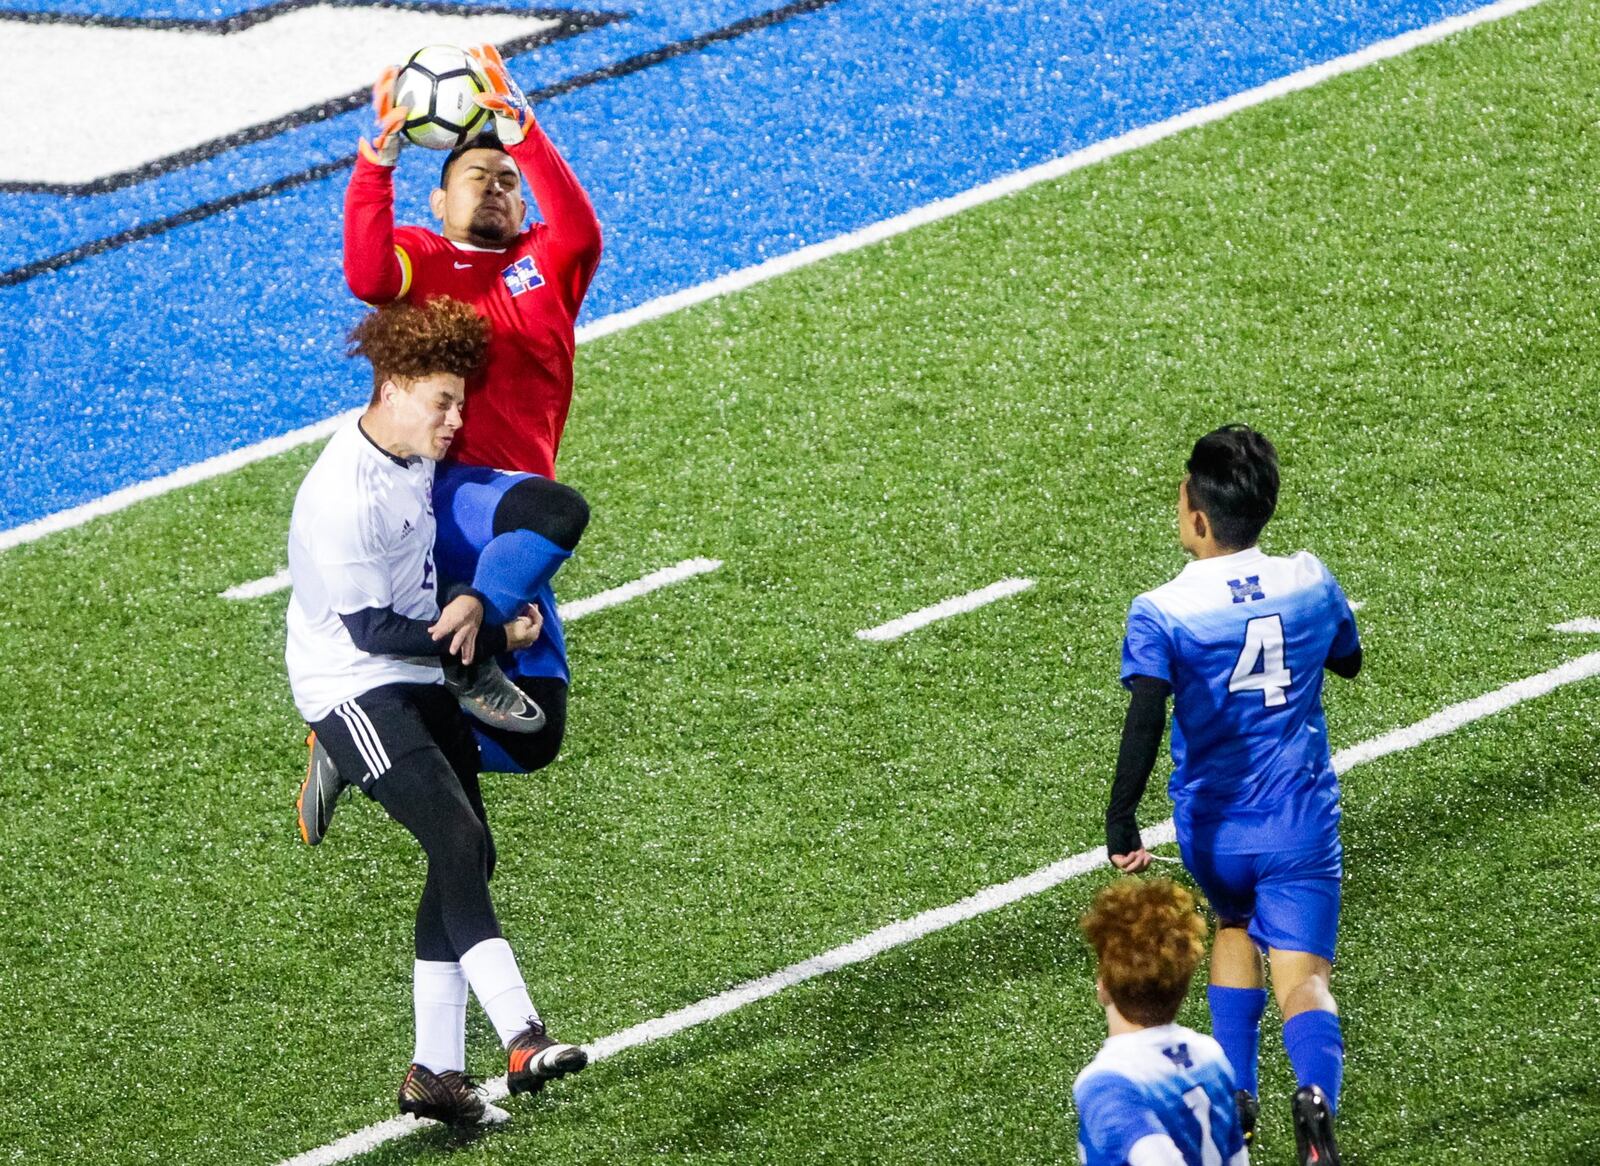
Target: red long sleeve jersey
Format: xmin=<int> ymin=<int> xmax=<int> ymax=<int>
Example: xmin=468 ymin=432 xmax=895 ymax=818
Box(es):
xmin=343 ymin=126 xmax=602 ymax=479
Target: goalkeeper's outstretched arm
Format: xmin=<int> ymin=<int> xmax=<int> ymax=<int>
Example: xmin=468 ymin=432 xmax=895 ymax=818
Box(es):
xmin=345 ymin=67 xmax=411 ymax=304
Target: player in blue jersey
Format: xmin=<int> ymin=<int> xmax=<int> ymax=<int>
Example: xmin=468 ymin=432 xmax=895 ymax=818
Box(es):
xmin=1076 ymin=877 xmax=1248 ymax=1166
xmin=1106 ymin=425 xmax=1359 ymax=1166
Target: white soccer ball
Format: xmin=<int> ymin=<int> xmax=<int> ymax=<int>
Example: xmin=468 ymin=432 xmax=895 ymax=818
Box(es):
xmin=392 ymin=45 xmax=490 ymax=151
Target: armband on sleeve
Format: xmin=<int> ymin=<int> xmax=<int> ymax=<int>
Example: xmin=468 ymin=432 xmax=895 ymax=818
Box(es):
xmin=394 ymin=244 xmax=413 ymax=299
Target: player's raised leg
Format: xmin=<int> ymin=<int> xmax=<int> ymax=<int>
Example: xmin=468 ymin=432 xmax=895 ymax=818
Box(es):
xmin=433 ymin=467 xmax=588 ymax=626
xmin=433 ymin=465 xmax=588 ymax=773
xmin=475 ymin=675 xmax=568 ymax=775
xmin=476 ymin=477 xmax=589 ymax=624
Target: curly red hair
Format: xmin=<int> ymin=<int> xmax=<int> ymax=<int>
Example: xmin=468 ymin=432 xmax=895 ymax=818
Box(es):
xmin=346 ymin=297 xmax=489 ymax=404
xmin=1080 ymin=878 xmax=1207 ymax=1026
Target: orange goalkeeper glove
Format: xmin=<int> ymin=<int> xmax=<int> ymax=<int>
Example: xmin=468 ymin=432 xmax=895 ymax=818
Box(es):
xmin=468 ymin=44 xmax=535 ymax=146
xmin=358 ymin=66 xmax=409 ymax=167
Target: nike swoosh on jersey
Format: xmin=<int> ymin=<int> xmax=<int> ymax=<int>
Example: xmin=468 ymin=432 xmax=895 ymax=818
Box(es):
xmin=453 ymin=261 xmax=473 ymax=269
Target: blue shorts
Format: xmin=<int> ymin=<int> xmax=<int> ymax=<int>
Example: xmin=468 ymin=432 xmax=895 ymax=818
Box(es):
xmin=432 ymin=462 xmax=569 ymax=683
xmin=1181 ymin=835 xmax=1343 ymax=962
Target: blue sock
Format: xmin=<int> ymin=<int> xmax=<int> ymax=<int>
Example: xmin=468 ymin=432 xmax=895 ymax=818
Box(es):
xmin=1208 ymin=986 xmax=1268 ymax=1098
xmin=1282 ymin=1009 xmax=1344 ymax=1113
xmin=471 ymin=530 xmax=570 ymax=624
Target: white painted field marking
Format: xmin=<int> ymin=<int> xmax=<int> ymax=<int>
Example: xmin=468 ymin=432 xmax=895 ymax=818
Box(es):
xmin=277 ymin=640 xmax=1600 ymax=1166
xmin=282 ymin=821 xmax=1177 ymax=1166
xmin=0 ymin=0 xmax=1548 ymax=555
xmin=1552 ymin=618 xmax=1600 ymax=634
xmin=0 ymin=8 xmax=559 ymax=186
xmin=856 ymin=578 xmax=1035 ymax=642
xmin=1 ymin=409 xmax=360 ymax=554
xmin=221 ymin=558 xmax=720 ymax=617
xmin=556 ymin=557 xmax=722 ymax=620
xmin=1329 ymin=650 xmax=1600 ymax=773
xmin=221 ymin=569 xmax=292 ymax=600
xmin=1349 ymin=600 xmax=1366 ymax=612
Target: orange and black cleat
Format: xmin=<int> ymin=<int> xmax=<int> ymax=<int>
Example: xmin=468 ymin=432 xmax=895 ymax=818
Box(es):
xmin=296 ymin=732 xmax=347 ymax=846
xmin=398 ymin=1063 xmax=505 ymax=1126
xmin=506 ymin=1018 xmax=587 ymax=1096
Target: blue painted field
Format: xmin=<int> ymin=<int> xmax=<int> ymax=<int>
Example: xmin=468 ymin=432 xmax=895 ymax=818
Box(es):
xmin=3 ymin=0 xmax=1483 ymax=531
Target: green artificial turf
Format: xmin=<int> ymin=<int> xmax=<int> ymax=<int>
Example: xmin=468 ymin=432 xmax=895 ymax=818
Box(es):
xmin=3 ymin=1 xmax=1599 ymax=1161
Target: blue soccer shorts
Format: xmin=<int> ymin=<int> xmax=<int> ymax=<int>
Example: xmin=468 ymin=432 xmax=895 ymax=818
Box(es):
xmin=431 ymin=462 xmax=569 ymax=684
xmin=1181 ymin=834 xmax=1343 ymax=962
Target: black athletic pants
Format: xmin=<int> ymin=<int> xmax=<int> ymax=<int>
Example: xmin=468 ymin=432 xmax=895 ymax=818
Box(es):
xmin=310 ymin=682 xmax=501 ymax=962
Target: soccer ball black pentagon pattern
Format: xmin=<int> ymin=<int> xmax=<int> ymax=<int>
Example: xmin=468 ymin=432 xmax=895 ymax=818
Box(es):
xmin=393 ymin=44 xmax=490 ymax=151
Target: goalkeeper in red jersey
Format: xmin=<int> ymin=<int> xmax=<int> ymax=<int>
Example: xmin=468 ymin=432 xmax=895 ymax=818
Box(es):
xmin=307 ymin=46 xmax=600 ymax=838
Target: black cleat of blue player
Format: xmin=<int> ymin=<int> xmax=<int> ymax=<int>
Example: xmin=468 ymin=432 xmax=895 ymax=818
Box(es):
xmin=1292 ymin=1085 xmax=1340 ymax=1166
xmin=1235 ymin=1090 xmax=1260 ymax=1149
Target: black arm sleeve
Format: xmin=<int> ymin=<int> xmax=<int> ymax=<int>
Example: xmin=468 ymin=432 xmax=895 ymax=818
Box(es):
xmin=1326 ymin=645 xmax=1363 ymax=679
xmin=1106 ymin=676 xmax=1172 ymax=856
xmin=339 ymin=606 xmax=508 ymax=660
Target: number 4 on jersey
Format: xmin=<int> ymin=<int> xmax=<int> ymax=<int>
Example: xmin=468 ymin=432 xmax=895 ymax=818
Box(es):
xmin=1229 ymin=614 xmax=1292 ymax=707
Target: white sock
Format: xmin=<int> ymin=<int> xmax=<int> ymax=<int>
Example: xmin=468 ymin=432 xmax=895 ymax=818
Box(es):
xmin=412 ymin=960 xmax=468 ymax=1074
xmin=459 ymin=937 xmax=541 ymax=1047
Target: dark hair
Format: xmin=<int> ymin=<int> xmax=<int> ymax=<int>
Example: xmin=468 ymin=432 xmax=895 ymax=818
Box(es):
xmin=1185 ymin=424 xmax=1279 ymax=550
xmin=439 ymin=131 xmax=508 ymax=188
xmin=347 ymin=297 xmax=489 ymax=404
xmin=1080 ymin=878 xmax=1206 ymax=1027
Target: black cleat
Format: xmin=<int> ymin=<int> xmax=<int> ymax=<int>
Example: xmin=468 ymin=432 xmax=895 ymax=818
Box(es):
xmin=1292 ymin=1085 xmax=1340 ymax=1166
xmin=506 ymin=1018 xmax=587 ymax=1096
xmin=296 ymin=732 xmax=348 ymax=846
xmin=397 ymin=1063 xmax=507 ymax=1126
xmin=443 ymin=659 xmax=546 ymax=734
xmin=1235 ymin=1089 xmax=1260 ymax=1149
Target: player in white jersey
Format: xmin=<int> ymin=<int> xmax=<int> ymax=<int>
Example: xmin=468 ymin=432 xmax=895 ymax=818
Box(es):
xmin=1075 ymin=878 xmax=1248 ymax=1166
xmin=287 ymin=298 xmax=588 ymax=1125
xmin=1105 ymin=426 xmax=1358 ymax=1165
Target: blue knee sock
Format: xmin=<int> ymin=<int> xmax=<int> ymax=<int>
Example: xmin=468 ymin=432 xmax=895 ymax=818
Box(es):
xmin=1208 ymin=986 xmax=1268 ymax=1098
xmin=471 ymin=530 xmax=570 ymax=624
xmin=1282 ymin=1009 xmax=1344 ymax=1113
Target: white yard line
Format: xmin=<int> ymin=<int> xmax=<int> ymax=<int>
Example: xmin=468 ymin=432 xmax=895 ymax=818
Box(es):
xmin=220 ymin=557 xmax=721 ymax=616
xmin=1328 ymin=650 xmax=1600 ymax=773
xmin=0 ymin=0 xmax=1548 ymax=556
xmin=556 ymin=557 xmax=721 ymax=620
xmin=0 ymin=409 xmax=359 ymax=554
xmin=221 ymin=569 xmax=292 ymax=600
xmin=278 ymin=642 xmax=1600 ymax=1166
xmin=856 ymin=578 xmax=1035 ymax=642
xmin=1551 ymin=618 xmax=1600 ymax=634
